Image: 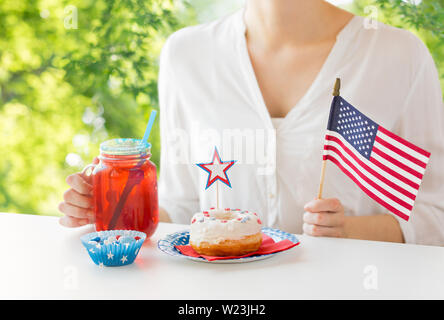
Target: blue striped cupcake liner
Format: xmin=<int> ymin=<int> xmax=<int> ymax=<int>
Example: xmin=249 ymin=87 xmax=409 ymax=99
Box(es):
xmin=80 ymin=230 xmax=146 ymax=267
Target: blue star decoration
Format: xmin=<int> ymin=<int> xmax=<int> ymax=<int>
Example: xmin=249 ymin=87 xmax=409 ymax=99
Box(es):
xmin=196 ymin=147 xmax=236 ymax=190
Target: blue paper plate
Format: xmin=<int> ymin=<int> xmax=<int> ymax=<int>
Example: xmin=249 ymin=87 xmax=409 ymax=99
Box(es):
xmin=157 ymin=227 xmax=299 ymax=264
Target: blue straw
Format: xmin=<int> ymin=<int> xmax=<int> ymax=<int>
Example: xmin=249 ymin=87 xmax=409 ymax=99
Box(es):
xmin=141 ymin=110 xmax=157 ymax=146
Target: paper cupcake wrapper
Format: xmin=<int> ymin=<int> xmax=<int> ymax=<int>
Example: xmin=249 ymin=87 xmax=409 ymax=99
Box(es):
xmin=80 ymin=230 xmax=146 ymax=267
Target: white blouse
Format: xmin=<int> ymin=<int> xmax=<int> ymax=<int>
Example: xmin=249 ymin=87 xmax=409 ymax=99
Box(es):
xmin=157 ymin=10 xmax=444 ymax=245
xmin=271 ymin=118 xmax=284 ymax=129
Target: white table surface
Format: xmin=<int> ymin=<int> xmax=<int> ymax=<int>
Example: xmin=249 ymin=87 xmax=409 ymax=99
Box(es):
xmin=0 ymin=212 xmax=443 ymax=299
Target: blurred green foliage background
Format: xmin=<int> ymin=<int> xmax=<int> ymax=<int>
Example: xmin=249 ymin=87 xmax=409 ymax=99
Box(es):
xmin=0 ymin=0 xmax=443 ymax=216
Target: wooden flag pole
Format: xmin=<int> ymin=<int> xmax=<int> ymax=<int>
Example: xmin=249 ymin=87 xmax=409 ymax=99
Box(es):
xmin=317 ymin=161 xmax=327 ymax=199
xmin=317 ymin=78 xmax=341 ymax=199
xmin=332 ymin=77 xmax=341 ymax=97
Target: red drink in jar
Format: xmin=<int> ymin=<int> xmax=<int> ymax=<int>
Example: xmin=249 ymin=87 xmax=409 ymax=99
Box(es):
xmin=88 ymin=138 xmax=158 ymax=238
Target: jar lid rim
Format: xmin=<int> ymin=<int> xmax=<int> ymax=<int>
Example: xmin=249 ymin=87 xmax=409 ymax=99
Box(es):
xmin=100 ymin=138 xmax=151 ymax=156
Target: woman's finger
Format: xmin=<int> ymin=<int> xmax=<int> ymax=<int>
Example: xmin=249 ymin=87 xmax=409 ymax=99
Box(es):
xmin=59 ymin=215 xmax=90 ymax=228
xmin=66 ymin=173 xmax=93 ymax=196
xmin=304 ymin=198 xmax=342 ymax=213
xmin=303 ymin=211 xmax=345 ymax=227
xmin=76 ymin=158 xmax=99 ymax=185
xmin=303 ymin=223 xmax=344 ymax=238
xmin=63 ymin=188 xmax=93 ymax=209
xmin=58 ymin=201 xmax=93 ymax=220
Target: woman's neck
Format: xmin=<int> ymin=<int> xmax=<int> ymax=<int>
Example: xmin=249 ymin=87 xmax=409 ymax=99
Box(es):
xmin=244 ymin=0 xmax=353 ymax=48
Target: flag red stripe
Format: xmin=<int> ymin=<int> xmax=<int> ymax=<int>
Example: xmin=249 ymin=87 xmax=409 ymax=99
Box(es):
xmin=372 ymin=147 xmax=423 ymax=179
xmin=374 ymin=136 xmax=427 ymax=168
xmin=369 ymin=156 xmax=420 ymax=190
xmin=324 ymin=146 xmax=414 ymax=210
xmin=325 ymin=135 xmax=420 ymax=193
xmin=378 ymin=126 xmax=431 ymax=157
xmin=324 ymin=155 xmax=410 ymax=221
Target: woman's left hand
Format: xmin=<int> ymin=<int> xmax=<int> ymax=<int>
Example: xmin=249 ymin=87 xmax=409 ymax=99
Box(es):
xmin=303 ymin=198 xmax=347 ymax=238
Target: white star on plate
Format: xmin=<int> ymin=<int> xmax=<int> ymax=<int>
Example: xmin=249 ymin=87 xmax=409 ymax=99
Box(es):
xmin=107 ymin=252 xmax=114 ymax=259
xmin=120 ymin=256 xmax=128 ymax=263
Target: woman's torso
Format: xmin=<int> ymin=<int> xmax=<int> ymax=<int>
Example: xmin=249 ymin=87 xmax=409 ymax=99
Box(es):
xmin=159 ymin=10 xmax=427 ymax=233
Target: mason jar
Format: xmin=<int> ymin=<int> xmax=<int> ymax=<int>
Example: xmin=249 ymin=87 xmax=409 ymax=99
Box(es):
xmin=83 ymin=138 xmax=158 ymax=238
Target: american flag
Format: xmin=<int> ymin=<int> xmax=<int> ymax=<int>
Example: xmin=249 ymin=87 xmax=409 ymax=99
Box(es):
xmin=323 ymin=96 xmax=431 ymax=221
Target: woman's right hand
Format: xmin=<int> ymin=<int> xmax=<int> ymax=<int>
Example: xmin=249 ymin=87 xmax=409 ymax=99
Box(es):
xmin=58 ymin=157 xmax=99 ymax=228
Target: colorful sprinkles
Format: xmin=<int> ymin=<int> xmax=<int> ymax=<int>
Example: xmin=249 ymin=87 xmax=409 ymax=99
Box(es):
xmin=191 ymin=208 xmax=263 ymax=225
xmin=86 ymin=235 xmax=142 ymax=245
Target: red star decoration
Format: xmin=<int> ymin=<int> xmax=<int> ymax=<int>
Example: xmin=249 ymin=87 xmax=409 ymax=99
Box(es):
xmin=196 ymin=147 xmax=236 ymax=190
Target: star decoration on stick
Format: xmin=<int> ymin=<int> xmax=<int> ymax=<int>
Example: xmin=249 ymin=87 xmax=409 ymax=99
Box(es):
xmin=196 ymin=147 xmax=236 ymax=189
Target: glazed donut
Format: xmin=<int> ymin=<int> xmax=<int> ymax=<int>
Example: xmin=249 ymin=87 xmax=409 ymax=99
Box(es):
xmin=189 ymin=208 xmax=262 ymax=256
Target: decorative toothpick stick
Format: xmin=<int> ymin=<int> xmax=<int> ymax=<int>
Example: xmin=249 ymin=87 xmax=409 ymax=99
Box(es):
xmin=317 ymin=78 xmax=341 ymax=199
xmin=216 ymin=180 xmax=219 ymax=209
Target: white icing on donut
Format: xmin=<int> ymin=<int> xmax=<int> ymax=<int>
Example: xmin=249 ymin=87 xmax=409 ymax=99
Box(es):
xmin=189 ymin=208 xmax=262 ymax=245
